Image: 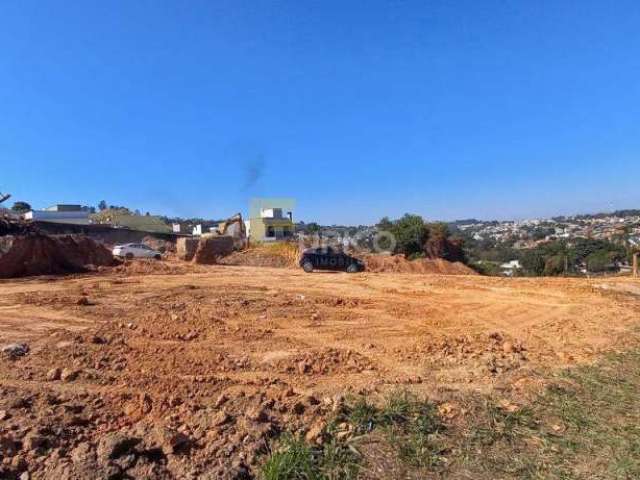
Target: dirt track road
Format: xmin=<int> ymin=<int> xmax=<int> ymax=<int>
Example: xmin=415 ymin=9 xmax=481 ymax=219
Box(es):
xmin=1 ymin=265 xmax=639 ymax=478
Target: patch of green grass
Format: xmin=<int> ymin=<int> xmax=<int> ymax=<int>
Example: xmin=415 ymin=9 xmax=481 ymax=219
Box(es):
xmin=469 ymin=401 xmax=537 ymax=446
xmin=378 ymin=390 xmax=445 ymax=469
xmin=533 ymin=351 xmax=640 ymax=479
xmin=264 ymin=350 xmax=640 ymax=480
xmin=455 ymin=349 xmax=640 ymax=480
xmin=319 ymin=438 xmax=360 ymax=480
xmin=342 ymin=390 xmax=446 ymax=471
xmin=262 ymin=435 xmax=319 ymax=480
xmin=344 ymin=396 xmax=379 ymax=434
xmin=261 ymin=434 xmax=360 ymax=480
xmin=378 ymin=389 xmax=413 ymax=425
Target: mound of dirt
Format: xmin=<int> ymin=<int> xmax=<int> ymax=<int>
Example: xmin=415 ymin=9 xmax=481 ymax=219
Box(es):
xmin=142 ymin=235 xmax=176 ymax=253
xmin=193 ymin=235 xmax=235 ymax=264
xmin=0 ymin=234 xmax=116 ymax=278
xmin=362 ymin=254 xmax=477 ymax=275
xmin=218 ymin=243 xmax=300 ymax=268
xmin=269 ymin=348 xmax=377 ymax=376
xmin=0 ymin=217 xmax=34 ymax=236
xmin=176 ymin=237 xmax=199 ymax=261
xmin=57 ymin=236 xmax=115 ymax=267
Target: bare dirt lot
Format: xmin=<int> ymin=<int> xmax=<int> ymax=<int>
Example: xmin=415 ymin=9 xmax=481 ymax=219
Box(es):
xmin=1 ymin=264 xmax=639 ymax=479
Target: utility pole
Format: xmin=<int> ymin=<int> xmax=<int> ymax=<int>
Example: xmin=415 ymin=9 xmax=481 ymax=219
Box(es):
xmin=634 ymin=252 xmax=639 ymax=278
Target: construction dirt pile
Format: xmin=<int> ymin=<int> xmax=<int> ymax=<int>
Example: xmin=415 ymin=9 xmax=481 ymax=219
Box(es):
xmin=362 ymin=254 xmax=478 ymax=275
xmin=177 ymin=236 xmax=236 ymax=265
xmin=193 ymin=235 xmax=235 ymax=264
xmin=0 ymin=268 xmax=639 ymax=478
xmin=176 ymin=237 xmax=199 ymax=261
xmin=218 ymin=242 xmax=300 ymax=268
xmin=0 ymin=234 xmax=116 ymax=278
xmin=142 ymin=236 xmax=176 ymax=254
xmin=0 ymin=217 xmax=33 ymax=236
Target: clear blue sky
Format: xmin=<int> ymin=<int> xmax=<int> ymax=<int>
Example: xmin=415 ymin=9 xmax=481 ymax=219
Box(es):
xmin=2 ymin=1 xmax=639 ymax=224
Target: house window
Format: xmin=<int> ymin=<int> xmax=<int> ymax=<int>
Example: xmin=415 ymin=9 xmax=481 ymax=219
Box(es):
xmin=266 ymin=226 xmax=275 ymax=237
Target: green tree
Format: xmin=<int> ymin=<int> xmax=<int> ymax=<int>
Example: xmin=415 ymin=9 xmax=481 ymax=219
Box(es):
xmin=376 ymin=215 xmax=467 ymax=262
xmin=586 ymin=251 xmax=613 ymax=273
xmin=11 ymin=201 xmax=31 ymax=213
xmin=306 ymin=222 xmax=321 ymax=234
xmin=544 ymin=254 xmax=566 ymax=276
xmin=98 ymin=200 xmax=107 ymax=211
xmin=377 ymin=216 xmax=394 ymax=232
xmin=521 ymin=250 xmax=546 ymax=276
xmin=385 ymin=214 xmax=426 ymax=257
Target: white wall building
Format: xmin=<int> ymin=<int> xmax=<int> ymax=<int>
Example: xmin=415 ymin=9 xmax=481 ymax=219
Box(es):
xmin=25 ymin=208 xmax=90 ymax=225
xmin=500 ymin=260 xmax=522 ymax=276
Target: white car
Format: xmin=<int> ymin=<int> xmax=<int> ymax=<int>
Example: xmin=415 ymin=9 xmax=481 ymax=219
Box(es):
xmin=112 ymin=243 xmax=162 ymax=260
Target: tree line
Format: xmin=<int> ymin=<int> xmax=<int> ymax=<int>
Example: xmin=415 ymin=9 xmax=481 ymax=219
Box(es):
xmin=376 ymin=214 xmax=466 ymax=262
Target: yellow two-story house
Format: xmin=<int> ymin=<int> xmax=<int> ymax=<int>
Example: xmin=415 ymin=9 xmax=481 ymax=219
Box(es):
xmin=246 ymin=207 xmax=294 ymax=242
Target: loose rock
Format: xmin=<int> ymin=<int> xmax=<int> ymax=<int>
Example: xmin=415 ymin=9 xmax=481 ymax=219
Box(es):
xmin=60 ymin=368 xmax=79 ymax=382
xmin=97 ymin=433 xmax=140 ymax=462
xmin=1 ymin=343 xmax=29 ymax=358
xmin=155 ymin=426 xmax=191 ymax=455
xmin=46 ymin=368 xmax=62 ymax=381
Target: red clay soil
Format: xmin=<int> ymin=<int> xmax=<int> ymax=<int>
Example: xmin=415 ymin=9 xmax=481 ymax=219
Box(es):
xmin=109 ymin=258 xmax=206 ymax=275
xmin=218 ymin=246 xmax=477 ymax=275
xmin=193 ymin=235 xmax=235 ymax=265
xmin=0 ymin=234 xmax=116 ymax=278
xmin=218 ymin=250 xmax=294 ymax=268
xmin=218 ymin=243 xmax=300 ymax=268
xmin=0 ymin=267 xmax=638 ymax=478
xmin=362 ymin=254 xmax=478 ymax=275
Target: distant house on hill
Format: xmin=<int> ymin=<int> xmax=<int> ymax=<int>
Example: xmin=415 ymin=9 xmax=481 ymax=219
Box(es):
xmin=500 ymin=260 xmax=522 ymax=276
xmin=45 ymin=204 xmax=84 ymax=212
xmin=25 ymin=204 xmax=90 ymax=225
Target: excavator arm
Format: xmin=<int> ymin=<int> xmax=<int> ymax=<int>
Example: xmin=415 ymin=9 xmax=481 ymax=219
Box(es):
xmin=0 ymin=192 xmax=11 ymax=204
xmin=217 ymin=213 xmax=246 ymax=237
xmin=215 ymin=213 xmax=247 ymax=250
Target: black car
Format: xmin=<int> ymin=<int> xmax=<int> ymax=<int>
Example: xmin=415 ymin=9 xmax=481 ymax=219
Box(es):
xmin=299 ymin=247 xmax=365 ymax=273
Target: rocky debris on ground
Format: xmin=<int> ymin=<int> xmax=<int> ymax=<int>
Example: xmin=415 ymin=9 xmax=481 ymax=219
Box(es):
xmin=45 ymin=368 xmax=61 ymax=381
xmin=0 ymin=285 xmax=378 ymax=479
xmin=154 ymin=426 xmax=191 ymax=455
xmin=271 ymin=348 xmax=377 ymax=376
xmin=0 ymin=324 xmax=341 ymax=479
xmin=76 ymin=296 xmax=91 ymax=306
xmin=1 ymin=264 xmax=623 ymax=478
xmin=1 ymin=343 xmax=29 ymax=358
xmin=60 ymin=368 xmax=80 ymax=382
xmin=217 ymin=243 xmax=300 ymax=268
xmin=304 ymin=419 xmax=327 ymax=444
xmin=110 ymin=259 xmax=200 ymax=276
xmin=405 ymin=332 xmax=529 ymax=378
